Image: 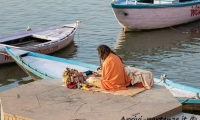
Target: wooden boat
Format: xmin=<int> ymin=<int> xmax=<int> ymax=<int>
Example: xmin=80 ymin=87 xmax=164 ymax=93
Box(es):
xmin=5 ymin=47 xmax=200 ymax=111
xmin=111 ymin=0 xmax=200 ymax=31
xmin=0 ymin=21 xmax=79 ymax=64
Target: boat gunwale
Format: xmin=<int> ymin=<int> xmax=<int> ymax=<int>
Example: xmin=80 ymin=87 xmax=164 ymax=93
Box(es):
xmin=154 ymin=78 xmax=200 ymax=94
xmin=27 ymin=52 xmax=98 ymax=71
xmin=111 ymin=0 xmax=200 ymax=8
xmin=0 ymin=26 xmax=76 ymax=50
xmin=0 ymin=22 xmax=79 ymax=43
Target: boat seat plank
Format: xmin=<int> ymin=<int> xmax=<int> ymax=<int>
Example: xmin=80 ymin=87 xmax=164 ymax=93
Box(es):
xmin=9 ymin=48 xmax=29 ymax=56
xmin=15 ymin=41 xmax=42 ymax=47
xmin=0 ymin=34 xmax=32 ymax=43
xmin=22 ymin=56 xmax=91 ymax=78
xmin=32 ymin=28 xmax=74 ymax=41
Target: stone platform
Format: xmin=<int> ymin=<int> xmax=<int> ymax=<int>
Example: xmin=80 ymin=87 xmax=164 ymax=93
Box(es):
xmin=0 ymin=79 xmax=182 ymax=120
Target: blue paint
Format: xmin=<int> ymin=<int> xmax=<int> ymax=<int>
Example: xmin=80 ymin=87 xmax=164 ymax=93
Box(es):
xmin=27 ymin=52 xmax=98 ymax=70
xmin=154 ymin=77 xmax=200 ymax=95
xmin=177 ymin=97 xmax=200 ymax=104
xmin=111 ymin=0 xmax=200 ymax=9
xmin=164 ymin=79 xmax=200 ymax=95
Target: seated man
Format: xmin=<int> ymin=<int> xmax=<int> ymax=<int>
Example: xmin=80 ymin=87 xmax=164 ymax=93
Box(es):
xmin=87 ymin=44 xmax=131 ymax=91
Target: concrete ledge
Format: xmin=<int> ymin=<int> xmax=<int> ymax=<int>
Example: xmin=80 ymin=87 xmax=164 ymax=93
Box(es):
xmin=0 ymin=79 xmax=182 ymax=120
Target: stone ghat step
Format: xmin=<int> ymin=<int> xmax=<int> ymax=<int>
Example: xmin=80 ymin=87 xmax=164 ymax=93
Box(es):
xmin=0 ymin=79 xmax=182 ymax=120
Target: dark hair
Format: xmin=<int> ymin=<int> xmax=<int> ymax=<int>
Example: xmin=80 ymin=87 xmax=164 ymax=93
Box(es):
xmin=97 ymin=44 xmax=122 ymax=67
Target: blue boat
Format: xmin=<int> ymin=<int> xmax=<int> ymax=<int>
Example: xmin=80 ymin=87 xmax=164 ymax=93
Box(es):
xmin=5 ymin=46 xmax=200 ymax=111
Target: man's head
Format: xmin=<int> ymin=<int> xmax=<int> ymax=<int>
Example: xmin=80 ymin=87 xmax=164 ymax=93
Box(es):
xmin=97 ymin=44 xmax=111 ymax=61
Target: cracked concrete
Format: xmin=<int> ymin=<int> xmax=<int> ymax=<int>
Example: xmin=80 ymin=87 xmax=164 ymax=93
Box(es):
xmin=0 ymin=79 xmax=182 ymax=120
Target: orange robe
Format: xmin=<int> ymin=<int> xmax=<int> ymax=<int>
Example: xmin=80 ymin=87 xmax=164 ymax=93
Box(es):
xmin=100 ymin=53 xmax=131 ymax=91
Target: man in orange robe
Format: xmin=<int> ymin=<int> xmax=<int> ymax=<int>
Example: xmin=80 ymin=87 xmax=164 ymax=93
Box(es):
xmin=83 ymin=44 xmax=130 ymax=92
xmin=100 ymin=52 xmax=131 ymax=91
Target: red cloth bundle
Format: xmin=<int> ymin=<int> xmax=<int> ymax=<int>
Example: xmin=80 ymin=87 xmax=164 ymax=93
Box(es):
xmin=66 ymin=82 xmax=77 ymax=89
xmin=132 ymin=82 xmax=144 ymax=87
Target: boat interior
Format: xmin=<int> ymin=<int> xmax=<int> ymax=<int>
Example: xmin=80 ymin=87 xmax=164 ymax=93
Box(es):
xmin=0 ymin=27 xmax=74 ymax=47
xmin=0 ymin=36 xmax=50 ymax=47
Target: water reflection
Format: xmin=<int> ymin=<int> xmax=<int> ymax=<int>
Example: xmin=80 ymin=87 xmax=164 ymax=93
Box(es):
xmin=114 ymin=21 xmax=200 ymax=89
xmin=50 ymin=41 xmax=78 ymax=59
xmin=0 ymin=63 xmax=33 ymax=92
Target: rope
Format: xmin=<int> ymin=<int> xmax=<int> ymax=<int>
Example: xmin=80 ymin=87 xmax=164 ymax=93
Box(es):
xmin=155 ymin=79 xmax=164 ymax=84
xmin=76 ymin=3 xmax=109 ymax=39
xmin=75 ymin=3 xmax=110 ymax=60
xmin=81 ymin=4 xmax=110 ymax=22
xmin=147 ymin=4 xmax=187 ymax=34
xmin=155 ymin=74 xmax=166 ymax=84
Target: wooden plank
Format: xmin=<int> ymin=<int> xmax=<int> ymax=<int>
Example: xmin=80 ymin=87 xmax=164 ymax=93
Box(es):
xmin=9 ymin=48 xmax=29 ymax=56
xmin=182 ymin=104 xmax=200 ymax=111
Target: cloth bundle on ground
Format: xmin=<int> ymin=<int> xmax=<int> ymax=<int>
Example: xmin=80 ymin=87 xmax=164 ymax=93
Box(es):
xmin=124 ymin=66 xmax=154 ymax=89
xmin=61 ymin=66 xmax=154 ymax=96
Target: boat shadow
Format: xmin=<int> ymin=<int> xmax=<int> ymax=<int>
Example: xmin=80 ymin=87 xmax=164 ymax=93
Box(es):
xmin=114 ymin=20 xmax=200 ymax=63
xmin=50 ymin=41 xmax=78 ymax=59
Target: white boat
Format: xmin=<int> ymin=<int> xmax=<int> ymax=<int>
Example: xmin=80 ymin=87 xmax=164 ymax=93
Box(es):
xmin=5 ymin=47 xmax=200 ymax=111
xmin=0 ymin=21 xmax=80 ymax=64
xmin=111 ymin=0 xmax=200 ymax=31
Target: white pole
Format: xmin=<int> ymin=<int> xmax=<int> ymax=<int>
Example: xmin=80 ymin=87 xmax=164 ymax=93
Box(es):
xmin=135 ymin=0 xmax=137 ymax=4
xmin=126 ymin=0 xmax=128 ymax=4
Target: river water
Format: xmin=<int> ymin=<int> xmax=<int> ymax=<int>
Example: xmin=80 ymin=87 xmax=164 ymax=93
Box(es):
xmin=0 ymin=0 xmax=200 ymax=115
